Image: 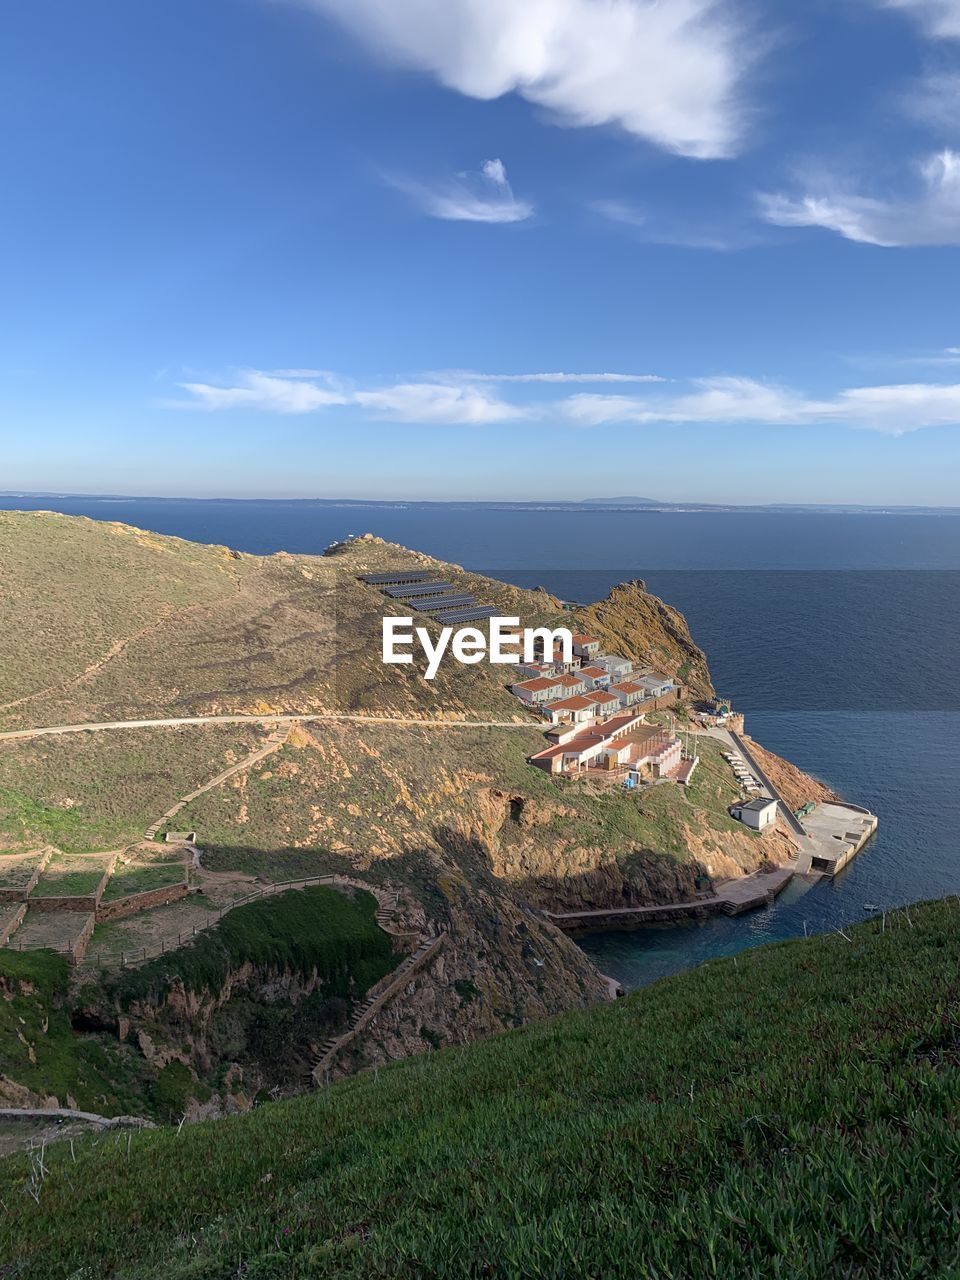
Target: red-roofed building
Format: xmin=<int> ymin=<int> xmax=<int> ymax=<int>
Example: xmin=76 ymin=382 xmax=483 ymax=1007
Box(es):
xmin=541 ymin=694 xmax=601 ymax=726
xmin=529 ymin=711 xmax=647 ymax=775
xmin=608 ymin=680 xmax=649 ymax=708
xmin=511 ymin=675 xmax=568 ymax=705
xmin=585 ymin=690 xmax=619 ymax=712
xmin=571 ymin=634 xmax=601 ymax=659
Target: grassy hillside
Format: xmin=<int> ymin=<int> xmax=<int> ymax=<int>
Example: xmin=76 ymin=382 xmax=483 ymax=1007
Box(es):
xmin=2 ymin=898 xmax=958 ymax=1278
xmin=0 ymin=513 xmax=566 ymax=729
xmin=0 ymin=513 xmax=714 ymax=730
xmin=180 ymin=723 xmax=793 ymax=908
xmin=0 ymin=724 xmax=267 ymax=852
xmin=0 ymin=512 xmax=845 ymax=1092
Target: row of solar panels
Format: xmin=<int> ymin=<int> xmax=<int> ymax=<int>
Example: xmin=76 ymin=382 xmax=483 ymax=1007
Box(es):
xmin=383 ymin=582 xmax=458 ymax=599
xmin=411 ymin=594 xmax=476 ymax=613
xmin=360 ymin=569 xmax=499 ymax=626
xmin=359 ymin=571 xmax=434 ymax=586
xmin=434 ymin=605 xmax=499 ymax=625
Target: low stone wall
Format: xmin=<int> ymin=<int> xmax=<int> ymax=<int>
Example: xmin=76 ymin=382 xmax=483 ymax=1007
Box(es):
xmin=28 ymin=856 xmax=117 ymax=914
xmin=0 ymin=903 xmax=26 ymax=946
xmin=0 ymin=848 xmax=55 ymax=902
xmin=96 ymin=881 xmax=189 ymax=924
xmin=67 ymin=913 xmax=97 ymax=965
xmin=29 ymin=894 xmax=100 ymax=914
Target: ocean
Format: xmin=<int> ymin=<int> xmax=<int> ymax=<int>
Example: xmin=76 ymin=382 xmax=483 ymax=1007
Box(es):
xmin=6 ymin=495 xmax=960 ymax=989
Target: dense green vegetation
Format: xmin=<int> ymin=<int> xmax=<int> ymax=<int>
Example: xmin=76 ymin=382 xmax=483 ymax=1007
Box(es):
xmin=0 ymin=950 xmax=146 ymax=1116
xmin=3 ymin=899 xmax=959 ymax=1278
xmin=109 ymin=885 xmax=396 ymax=1008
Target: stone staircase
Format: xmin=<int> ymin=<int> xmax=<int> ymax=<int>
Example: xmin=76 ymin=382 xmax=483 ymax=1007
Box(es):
xmin=309 ymin=932 xmax=446 ymax=1086
xmin=145 ymin=726 xmax=292 ymax=840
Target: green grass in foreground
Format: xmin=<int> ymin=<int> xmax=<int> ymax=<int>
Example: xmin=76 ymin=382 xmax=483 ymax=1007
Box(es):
xmin=3 ymin=899 xmax=960 ymax=1278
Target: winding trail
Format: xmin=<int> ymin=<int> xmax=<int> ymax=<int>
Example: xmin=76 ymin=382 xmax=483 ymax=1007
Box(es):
xmin=0 ymin=713 xmax=537 ymax=743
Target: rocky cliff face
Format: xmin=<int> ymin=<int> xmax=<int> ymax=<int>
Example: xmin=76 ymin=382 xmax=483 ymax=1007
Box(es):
xmin=577 ymin=580 xmax=714 ymax=699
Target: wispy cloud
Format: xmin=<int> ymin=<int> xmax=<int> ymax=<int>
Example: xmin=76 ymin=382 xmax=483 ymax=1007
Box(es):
xmin=438 ymin=370 xmax=665 ymax=384
xmin=388 ymin=158 xmax=534 ymax=223
xmin=902 ymin=70 xmax=960 ymax=133
xmin=174 ymin=370 xmax=519 ymax=424
xmin=293 ymin=0 xmax=758 ymax=160
xmin=561 ymin=375 xmax=960 ymax=433
xmin=758 ymin=149 xmax=960 ymax=246
xmin=879 ymin=0 xmax=960 ymax=37
xmin=178 ymin=371 xmax=350 ymax=413
xmin=590 ymin=199 xmax=648 ymax=230
xmin=173 ymin=368 xmax=960 ymax=433
xmin=352 ymin=381 xmax=521 ymax=422
xmin=590 ymin=197 xmax=760 ymax=250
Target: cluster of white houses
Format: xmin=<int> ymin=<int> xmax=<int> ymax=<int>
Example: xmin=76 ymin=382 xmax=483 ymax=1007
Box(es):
xmin=509 ymin=633 xmax=694 ymax=783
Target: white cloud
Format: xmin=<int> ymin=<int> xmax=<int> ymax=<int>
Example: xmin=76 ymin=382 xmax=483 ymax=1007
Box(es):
xmin=388 ymin=157 xmax=533 ymax=222
xmin=173 ymin=368 xmax=960 ymax=433
xmin=353 ymin=381 xmax=521 ymax=422
xmin=175 ymin=370 xmax=519 ymax=424
xmin=295 ymin=0 xmax=755 ymax=159
xmin=177 ymin=371 xmax=349 ymax=413
xmin=440 ymin=370 xmax=665 ymax=383
xmin=759 ymin=150 xmax=960 ymax=246
xmin=880 ymin=0 xmax=960 ymax=37
xmin=590 ymin=199 xmax=648 ymax=230
xmin=561 ymin=374 xmax=960 ymax=433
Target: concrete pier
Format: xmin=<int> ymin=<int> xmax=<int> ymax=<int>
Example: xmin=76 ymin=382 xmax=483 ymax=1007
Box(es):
xmin=797 ymin=803 xmax=878 ymax=877
xmin=545 ymin=865 xmax=795 ymax=932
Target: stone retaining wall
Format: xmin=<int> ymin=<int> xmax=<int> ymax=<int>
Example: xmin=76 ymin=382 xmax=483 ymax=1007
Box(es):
xmin=0 ymin=848 xmax=55 ymax=902
xmin=96 ymin=881 xmax=189 ymax=924
xmin=28 ymin=856 xmax=117 ymax=914
xmin=66 ymin=913 xmax=97 ymax=966
xmin=0 ymin=903 xmax=26 ymax=946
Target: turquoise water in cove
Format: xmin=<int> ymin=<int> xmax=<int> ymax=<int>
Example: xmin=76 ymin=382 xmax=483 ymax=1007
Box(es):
xmin=5 ymin=496 xmax=960 ymax=988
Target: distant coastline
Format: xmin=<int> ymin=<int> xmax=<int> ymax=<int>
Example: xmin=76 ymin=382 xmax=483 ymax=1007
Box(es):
xmin=2 ymin=491 xmax=958 ymax=516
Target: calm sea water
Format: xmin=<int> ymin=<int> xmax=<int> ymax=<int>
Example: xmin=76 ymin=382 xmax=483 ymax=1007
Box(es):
xmin=6 ymin=496 xmax=960 ymax=988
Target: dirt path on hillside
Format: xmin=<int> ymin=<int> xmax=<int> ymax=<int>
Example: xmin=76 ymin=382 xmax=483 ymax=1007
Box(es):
xmin=0 ymin=712 xmax=537 ymax=742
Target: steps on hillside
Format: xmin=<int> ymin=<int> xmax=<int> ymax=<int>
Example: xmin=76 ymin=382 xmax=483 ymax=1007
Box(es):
xmin=310 ymin=933 xmax=446 ymax=1083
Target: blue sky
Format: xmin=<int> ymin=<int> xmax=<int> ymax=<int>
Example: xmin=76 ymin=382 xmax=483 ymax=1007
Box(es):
xmin=3 ymin=0 xmax=960 ymax=504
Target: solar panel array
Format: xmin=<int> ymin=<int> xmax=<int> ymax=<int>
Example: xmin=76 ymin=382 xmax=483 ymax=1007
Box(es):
xmin=383 ymin=582 xmax=458 ymax=600
xmin=359 ymin=571 xmax=434 ymax=586
xmin=362 ymin=568 xmax=499 ymax=627
xmin=411 ymin=595 xmax=477 ymax=612
xmin=434 ymin=606 xmax=499 ymax=624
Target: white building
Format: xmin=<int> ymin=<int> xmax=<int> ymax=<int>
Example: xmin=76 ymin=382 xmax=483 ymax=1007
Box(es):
xmin=596 ymin=654 xmax=634 ymax=681
xmin=636 ymin=674 xmax=674 ymax=699
xmin=730 ymin=797 xmax=778 ymax=831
